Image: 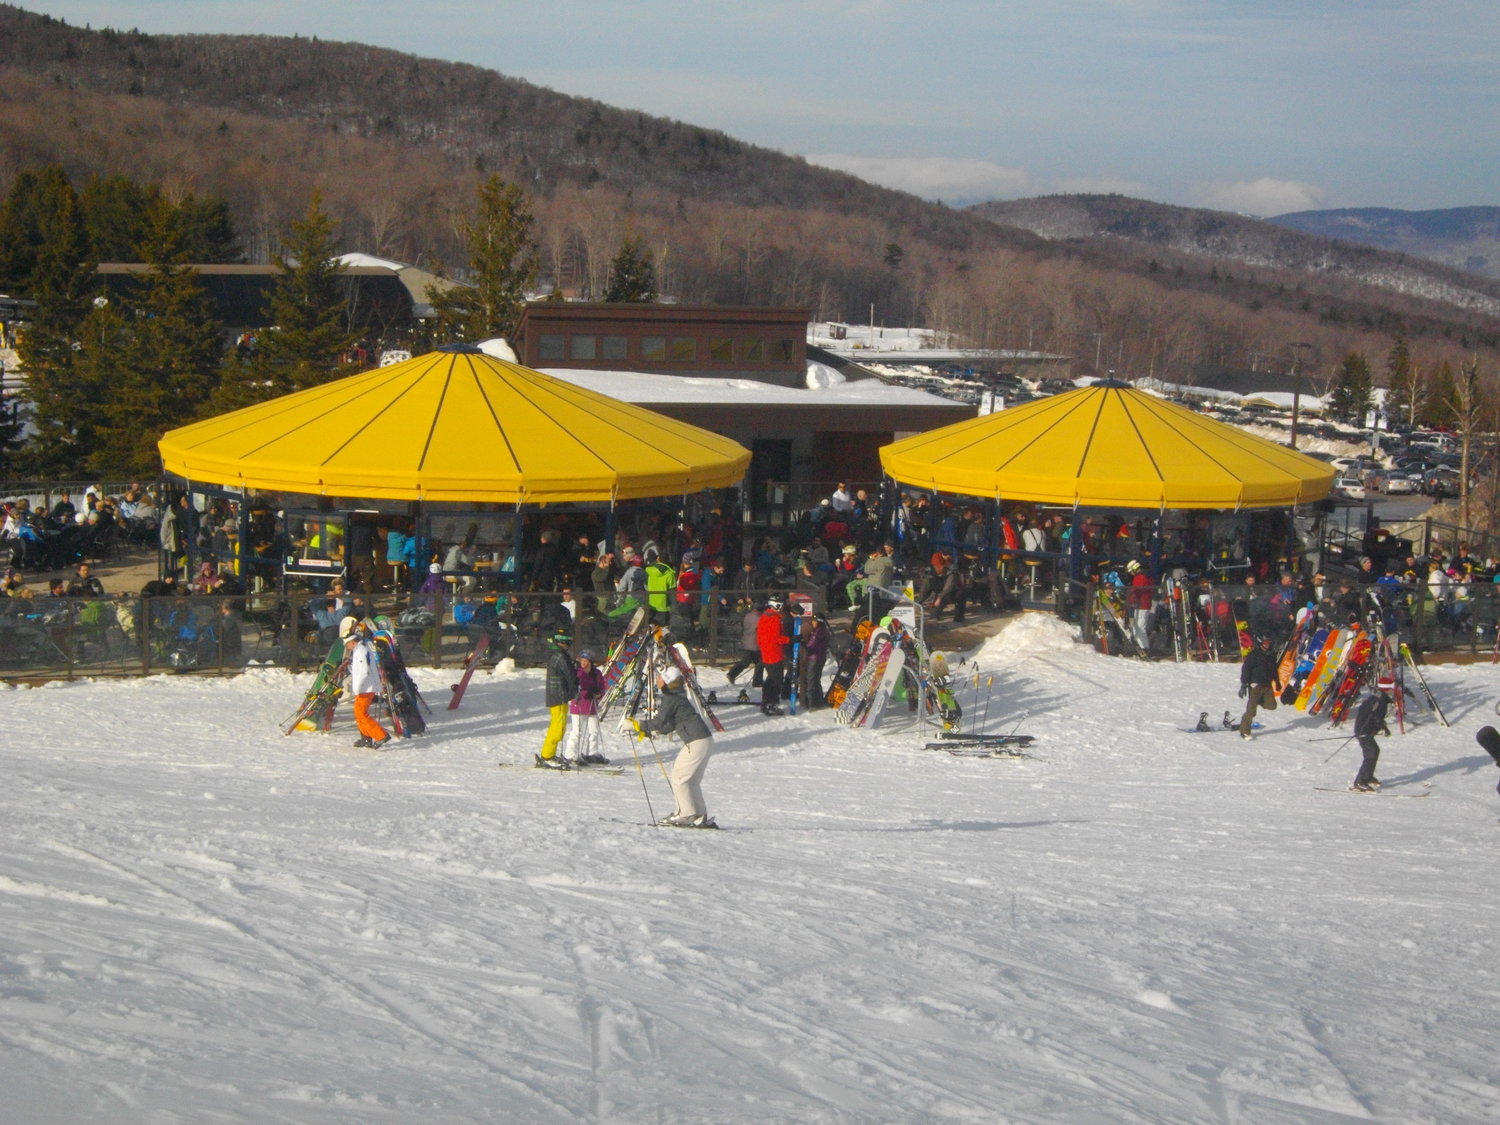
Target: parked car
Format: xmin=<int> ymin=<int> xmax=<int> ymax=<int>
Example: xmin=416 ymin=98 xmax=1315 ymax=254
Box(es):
xmin=1334 ymin=477 xmax=1367 ymax=500
xmin=1383 ymin=475 xmax=1416 ymax=494
xmin=1422 ymin=469 xmax=1461 ymax=498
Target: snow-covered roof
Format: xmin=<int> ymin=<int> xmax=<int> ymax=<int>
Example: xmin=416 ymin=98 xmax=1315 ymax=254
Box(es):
xmin=477 ymin=338 xmax=965 ymax=409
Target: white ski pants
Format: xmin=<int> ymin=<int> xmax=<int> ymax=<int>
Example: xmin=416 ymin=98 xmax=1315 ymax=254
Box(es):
xmin=670 ymin=736 xmax=714 ymax=818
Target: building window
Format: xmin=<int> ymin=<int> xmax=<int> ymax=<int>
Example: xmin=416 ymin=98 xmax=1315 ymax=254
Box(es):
xmin=774 ymin=339 xmax=795 ymax=362
xmin=602 ymin=335 xmax=628 ymax=361
xmin=571 ymin=334 xmax=597 ymax=361
xmin=744 ymin=339 xmax=765 ymax=362
xmin=671 ymin=337 xmax=697 ymax=362
xmin=642 ymin=336 xmax=667 ymax=362
xmin=709 ymin=338 xmax=733 ymax=362
xmin=538 ymin=334 xmax=565 ymax=361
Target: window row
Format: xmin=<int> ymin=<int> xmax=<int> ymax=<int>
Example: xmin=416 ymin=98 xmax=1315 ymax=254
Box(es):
xmin=537 ymin=334 xmax=796 ymax=364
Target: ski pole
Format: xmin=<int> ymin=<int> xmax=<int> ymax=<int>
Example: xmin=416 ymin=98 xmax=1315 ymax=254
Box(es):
xmin=623 ymin=731 xmax=657 ymax=825
xmin=1323 ymin=736 xmax=1356 ymax=763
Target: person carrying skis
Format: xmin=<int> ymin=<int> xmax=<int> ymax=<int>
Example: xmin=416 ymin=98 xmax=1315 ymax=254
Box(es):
xmin=1350 ymin=675 xmax=1394 ymax=791
xmin=635 ymin=664 xmax=716 ymax=828
xmin=561 ymin=649 xmax=609 ymax=767
xmin=1236 ymin=632 xmax=1279 ymax=740
xmin=756 ymin=595 xmax=790 ymax=715
xmin=343 ymin=616 xmax=391 ymax=749
xmin=537 ymin=627 xmax=579 ymax=769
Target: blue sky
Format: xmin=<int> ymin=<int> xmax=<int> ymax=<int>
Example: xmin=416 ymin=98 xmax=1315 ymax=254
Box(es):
xmin=30 ymin=1 xmax=1500 ymax=214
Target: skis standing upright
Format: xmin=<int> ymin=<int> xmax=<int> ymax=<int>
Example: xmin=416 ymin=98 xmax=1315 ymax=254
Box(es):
xmin=788 ymin=610 xmax=802 ymax=716
xmin=1399 ymin=643 xmax=1450 ymax=726
xmin=662 ymin=639 xmax=725 ymax=733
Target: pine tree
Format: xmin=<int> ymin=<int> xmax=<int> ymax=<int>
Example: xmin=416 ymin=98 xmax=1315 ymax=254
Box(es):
xmin=223 ymin=192 xmax=354 ymax=406
xmin=1384 ymin=329 xmax=1421 ymax=428
xmin=603 ymin=232 xmax=658 ymax=303
xmin=90 ymin=199 xmax=225 ymax=477
xmin=7 ymin=168 xmax=99 ymax=476
xmin=1326 ymin=352 xmax=1373 ymax=426
xmin=426 ymin=175 xmax=539 ymax=344
xmin=1418 ymin=361 xmax=1459 ymax=429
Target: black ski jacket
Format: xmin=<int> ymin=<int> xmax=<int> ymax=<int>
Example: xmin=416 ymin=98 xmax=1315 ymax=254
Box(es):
xmin=640 ymin=684 xmax=711 ymax=744
xmin=1353 ymin=691 xmax=1391 ymax=738
xmin=544 ymin=646 xmax=579 ymax=707
xmin=1240 ymin=645 xmax=1278 ymax=689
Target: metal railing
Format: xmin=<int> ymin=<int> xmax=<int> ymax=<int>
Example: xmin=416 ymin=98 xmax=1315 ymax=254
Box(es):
xmin=1073 ymin=578 xmax=1500 ymax=661
xmin=0 ymin=586 xmax=832 ymax=680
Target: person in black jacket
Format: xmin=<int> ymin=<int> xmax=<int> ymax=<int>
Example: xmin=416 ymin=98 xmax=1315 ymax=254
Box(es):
xmin=1236 ymin=632 xmax=1280 ymax=739
xmin=637 ymin=664 xmax=716 ymax=827
xmin=1351 ymin=675 xmax=1394 ymax=791
xmin=536 ymin=627 xmax=578 ymax=769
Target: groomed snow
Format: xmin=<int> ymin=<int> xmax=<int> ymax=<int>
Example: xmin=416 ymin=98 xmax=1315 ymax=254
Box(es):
xmin=4 ymin=615 xmax=1499 ymax=1123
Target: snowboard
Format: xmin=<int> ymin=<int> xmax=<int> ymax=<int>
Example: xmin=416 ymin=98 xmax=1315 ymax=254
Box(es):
xmin=447 ymin=634 xmax=491 ymax=710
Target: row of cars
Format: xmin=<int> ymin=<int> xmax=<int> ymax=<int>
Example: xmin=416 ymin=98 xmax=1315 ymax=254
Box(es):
xmin=1329 ymin=447 xmax=1470 ymax=500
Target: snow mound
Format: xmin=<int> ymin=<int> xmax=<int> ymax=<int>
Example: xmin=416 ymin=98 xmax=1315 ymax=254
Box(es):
xmin=972 ymin=611 xmax=1084 ymax=664
xmin=477 ymin=337 xmax=519 ymax=362
xmin=806 ymin=361 xmax=847 ymax=389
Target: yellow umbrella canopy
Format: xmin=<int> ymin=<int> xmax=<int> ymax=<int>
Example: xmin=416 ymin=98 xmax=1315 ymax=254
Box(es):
xmin=880 ymin=384 xmax=1335 ymax=509
xmin=159 ymin=348 xmax=751 ymax=503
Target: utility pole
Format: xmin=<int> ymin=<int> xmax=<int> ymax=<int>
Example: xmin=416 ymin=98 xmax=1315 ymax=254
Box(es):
xmin=1289 ymin=342 xmax=1313 ymax=450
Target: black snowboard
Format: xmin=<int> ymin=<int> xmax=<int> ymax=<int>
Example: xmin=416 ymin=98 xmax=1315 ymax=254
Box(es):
xmin=1475 ymin=725 xmax=1500 ymax=768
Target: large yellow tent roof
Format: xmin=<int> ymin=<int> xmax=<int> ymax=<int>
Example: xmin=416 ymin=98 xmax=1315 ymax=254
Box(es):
xmin=159 ymin=348 xmax=751 ymax=503
xmin=880 ymin=383 xmax=1335 ymax=509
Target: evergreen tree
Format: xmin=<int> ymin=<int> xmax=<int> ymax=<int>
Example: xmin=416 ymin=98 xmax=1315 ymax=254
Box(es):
xmin=80 ymin=175 xmax=242 ymax=264
xmin=9 ymin=168 xmax=99 ymax=476
xmin=427 ymin=175 xmax=539 ymax=344
xmin=603 ymin=232 xmax=658 ymax=303
xmin=90 ymin=199 xmax=224 ymax=476
xmin=0 ymin=392 xmax=25 ymax=477
xmin=1326 ymin=352 xmax=1373 ymax=426
xmin=1418 ymin=360 xmax=1459 ymax=429
xmin=79 ymin=174 xmax=154 ymax=263
xmin=1384 ymin=328 xmax=1421 ymax=429
xmin=223 ymin=192 xmax=354 ymax=406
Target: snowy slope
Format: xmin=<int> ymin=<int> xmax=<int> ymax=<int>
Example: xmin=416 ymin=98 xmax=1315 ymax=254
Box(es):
xmin=3 ymin=615 xmax=1498 ymax=1124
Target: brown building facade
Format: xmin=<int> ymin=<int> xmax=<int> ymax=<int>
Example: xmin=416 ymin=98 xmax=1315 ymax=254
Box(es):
xmin=513 ymin=303 xmax=810 ymax=389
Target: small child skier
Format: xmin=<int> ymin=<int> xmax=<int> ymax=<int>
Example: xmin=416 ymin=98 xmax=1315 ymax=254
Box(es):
xmin=1350 ymin=675 xmax=1395 ymax=791
xmin=562 ymin=650 xmax=609 ymax=767
xmin=537 ymin=627 xmax=578 ymax=769
xmin=343 ymin=616 xmax=390 ymax=749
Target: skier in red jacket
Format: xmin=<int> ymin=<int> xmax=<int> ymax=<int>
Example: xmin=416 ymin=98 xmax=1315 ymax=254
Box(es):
xmin=756 ymin=596 xmax=789 ymax=716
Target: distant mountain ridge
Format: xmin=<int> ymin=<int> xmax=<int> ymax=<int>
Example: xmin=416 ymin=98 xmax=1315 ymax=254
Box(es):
xmin=1268 ymin=207 xmax=1500 ymax=278
xmin=968 ymin=194 xmax=1500 ymax=317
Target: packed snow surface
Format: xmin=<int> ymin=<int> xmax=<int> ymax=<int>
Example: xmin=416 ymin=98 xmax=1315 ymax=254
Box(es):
xmin=4 ymin=614 xmax=1499 ymax=1123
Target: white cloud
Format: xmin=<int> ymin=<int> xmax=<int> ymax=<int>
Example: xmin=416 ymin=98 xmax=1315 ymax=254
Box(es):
xmin=804 ymin=154 xmax=1030 ymax=204
xmin=1191 ymin=177 xmax=1327 ymax=216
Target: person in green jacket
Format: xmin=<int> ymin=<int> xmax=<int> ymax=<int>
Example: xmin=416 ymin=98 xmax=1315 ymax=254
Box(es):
xmin=643 ymin=548 xmax=676 ymax=625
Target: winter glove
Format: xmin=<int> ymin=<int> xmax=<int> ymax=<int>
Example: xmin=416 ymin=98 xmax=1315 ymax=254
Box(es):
xmin=1238 ymin=683 xmax=1248 ymax=699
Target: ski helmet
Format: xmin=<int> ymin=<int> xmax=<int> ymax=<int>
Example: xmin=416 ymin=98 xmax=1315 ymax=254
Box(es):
xmin=1126 ymin=559 xmax=1141 ymax=574
xmin=766 ymin=596 xmax=783 ymax=610
xmin=578 ymin=649 xmax=596 ymax=662
xmin=1376 ymin=675 xmax=1396 ymax=692
xmin=550 ymin=628 xmax=572 ymax=646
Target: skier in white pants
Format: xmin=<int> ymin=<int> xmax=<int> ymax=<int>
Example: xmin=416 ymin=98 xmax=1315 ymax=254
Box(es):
xmin=637 ymin=665 xmax=716 ymax=828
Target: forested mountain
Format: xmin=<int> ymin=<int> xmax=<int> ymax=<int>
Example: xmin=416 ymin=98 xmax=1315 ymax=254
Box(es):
xmin=2 ymin=2 xmax=1498 ymax=390
xmin=1269 ymin=207 xmax=1500 ymax=280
